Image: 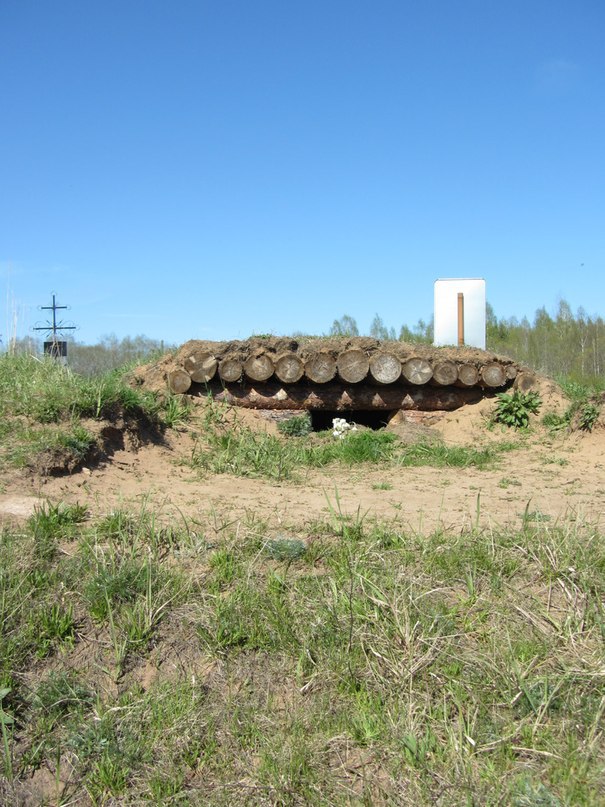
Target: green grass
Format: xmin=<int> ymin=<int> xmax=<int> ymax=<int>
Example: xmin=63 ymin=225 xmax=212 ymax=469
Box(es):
xmin=190 ymin=409 xmax=514 ymax=481
xmin=542 ymin=376 xmax=603 ymax=434
xmin=372 ymin=480 xmax=393 ymax=490
xmin=0 ymin=354 xmax=160 ymax=423
xmin=1 ymin=504 xmax=604 ymax=804
xmin=557 ymin=375 xmax=605 ymax=401
xmin=0 ymin=353 xmax=189 ymax=472
xmin=397 ymin=440 xmax=513 ymax=469
xmin=190 ymin=422 xmax=399 ymax=480
xmin=276 ymin=413 xmax=312 ymax=437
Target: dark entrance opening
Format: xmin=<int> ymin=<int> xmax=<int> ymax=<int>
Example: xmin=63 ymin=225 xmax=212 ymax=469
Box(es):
xmin=310 ymin=410 xmax=395 ymax=432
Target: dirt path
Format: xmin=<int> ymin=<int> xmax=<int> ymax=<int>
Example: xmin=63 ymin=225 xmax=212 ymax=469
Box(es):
xmin=2 ymin=404 xmax=604 ymax=536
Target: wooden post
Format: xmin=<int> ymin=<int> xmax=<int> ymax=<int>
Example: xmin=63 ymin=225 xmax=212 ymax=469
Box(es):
xmin=457 ymin=293 xmax=464 ymax=346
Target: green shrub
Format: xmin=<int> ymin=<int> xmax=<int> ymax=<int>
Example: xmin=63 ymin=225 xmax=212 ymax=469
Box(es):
xmin=494 ymin=390 xmax=542 ymax=429
xmin=543 ymin=397 xmax=601 ymax=434
xmin=578 ymin=402 xmax=600 ymax=432
xmin=277 ymin=414 xmax=312 ymax=437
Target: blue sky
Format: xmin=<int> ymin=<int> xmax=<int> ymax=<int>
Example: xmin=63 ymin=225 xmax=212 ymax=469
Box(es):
xmin=1 ymin=0 xmax=604 ymax=346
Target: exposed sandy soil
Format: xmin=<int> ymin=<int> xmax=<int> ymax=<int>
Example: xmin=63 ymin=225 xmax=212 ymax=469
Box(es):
xmin=2 ymin=388 xmax=604 ymax=537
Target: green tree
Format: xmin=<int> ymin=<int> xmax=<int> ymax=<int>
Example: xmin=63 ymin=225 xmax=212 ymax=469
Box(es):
xmin=329 ymin=315 xmax=359 ymax=337
xmin=68 ymin=334 xmax=168 ymax=376
xmin=370 ymin=314 xmax=396 ymax=341
xmin=399 ymin=317 xmax=433 ymax=344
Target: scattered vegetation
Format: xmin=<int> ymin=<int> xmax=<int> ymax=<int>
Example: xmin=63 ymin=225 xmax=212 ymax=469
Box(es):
xmin=499 ymin=476 xmax=522 ymax=489
xmin=542 ymin=411 xmax=570 ymax=433
xmin=1 ymin=503 xmax=604 ymax=804
xmin=543 ymin=381 xmax=602 ymax=435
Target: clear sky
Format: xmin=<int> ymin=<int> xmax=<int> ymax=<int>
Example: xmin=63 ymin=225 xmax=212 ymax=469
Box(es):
xmin=1 ymin=0 xmax=604 ymax=346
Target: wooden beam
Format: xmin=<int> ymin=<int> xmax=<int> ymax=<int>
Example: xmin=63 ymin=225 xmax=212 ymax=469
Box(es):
xmin=457 ymin=292 xmax=465 ymax=346
xmin=200 ymin=380 xmax=484 ymax=411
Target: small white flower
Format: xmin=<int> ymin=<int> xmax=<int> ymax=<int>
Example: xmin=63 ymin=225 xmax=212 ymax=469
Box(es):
xmin=332 ymin=417 xmax=358 ymax=439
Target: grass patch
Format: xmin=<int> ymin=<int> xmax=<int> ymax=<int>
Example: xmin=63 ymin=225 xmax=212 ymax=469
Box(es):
xmin=1 ymin=505 xmax=605 ymax=803
xmin=397 ymin=440 xmax=511 ymax=469
xmin=0 ymin=353 xmax=191 ymax=472
xmin=190 ymin=409 xmax=510 ymax=480
xmin=543 ymin=377 xmax=603 ymax=434
xmin=276 ymin=413 xmax=312 ymax=437
xmin=0 ymin=354 xmax=159 ymax=424
xmin=191 ymin=421 xmax=398 ymax=480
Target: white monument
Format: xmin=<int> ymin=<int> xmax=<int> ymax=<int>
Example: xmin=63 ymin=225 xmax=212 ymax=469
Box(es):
xmin=433 ymin=278 xmax=486 ymax=350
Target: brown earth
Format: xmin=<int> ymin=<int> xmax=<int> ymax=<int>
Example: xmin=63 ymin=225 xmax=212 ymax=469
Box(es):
xmin=1 ymin=381 xmax=604 ymax=537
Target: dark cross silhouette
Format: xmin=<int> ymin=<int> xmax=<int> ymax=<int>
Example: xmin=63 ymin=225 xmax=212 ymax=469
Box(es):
xmin=33 ymin=293 xmax=77 ymax=358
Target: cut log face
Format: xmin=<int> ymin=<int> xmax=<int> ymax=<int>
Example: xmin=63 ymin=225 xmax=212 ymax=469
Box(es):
xmin=505 ymin=365 xmax=518 ymax=380
xmin=401 ymin=357 xmax=432 ymax=385
xmin=243 ymin=353 xmax=274 ymax=382
xmin=432 ymin=360 xmax=458 ymax=386
xmin=274 ymin=353 xmax=304 ymax=384
xmin=305 ymin=352 xmax=337 ymax=383
xmin=514 ymin=371 xmax=538 ymax=392
xmin=219 ymin=357 xmax=243 ymax=383
xmin=369 ymin=352 xmax=401 ymax=384
xmin=337 ymin=349 xmax=369 ymax=383
xmin=481 ymin=362 xmax=506 ymax=388
xmin=168 ymin=369 xmax=192 ymax=394
xmin=456 ymin=363 xmax=480 ymax=387
xmin=184 ymin=352 xmax=218 ymax=383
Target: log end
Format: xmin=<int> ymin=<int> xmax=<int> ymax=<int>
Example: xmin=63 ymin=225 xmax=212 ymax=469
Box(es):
xmin=168 ymin=369 xmax=192 ymax=394
xmin=305 ymin=353 xmax=337 ymax=384
xmin=219 ymin=357 xmax=243 ymax=383
xmin=244 ymin=354 xmax=274 ymax=382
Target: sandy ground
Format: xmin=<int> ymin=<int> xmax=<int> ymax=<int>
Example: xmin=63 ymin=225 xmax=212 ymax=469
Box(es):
xmin=2 ymin=396 xmax=604 ymax=536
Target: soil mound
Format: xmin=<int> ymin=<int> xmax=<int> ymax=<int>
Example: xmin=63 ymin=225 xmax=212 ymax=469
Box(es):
xmin=132 ymin=337 xmax=522 ymax=402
